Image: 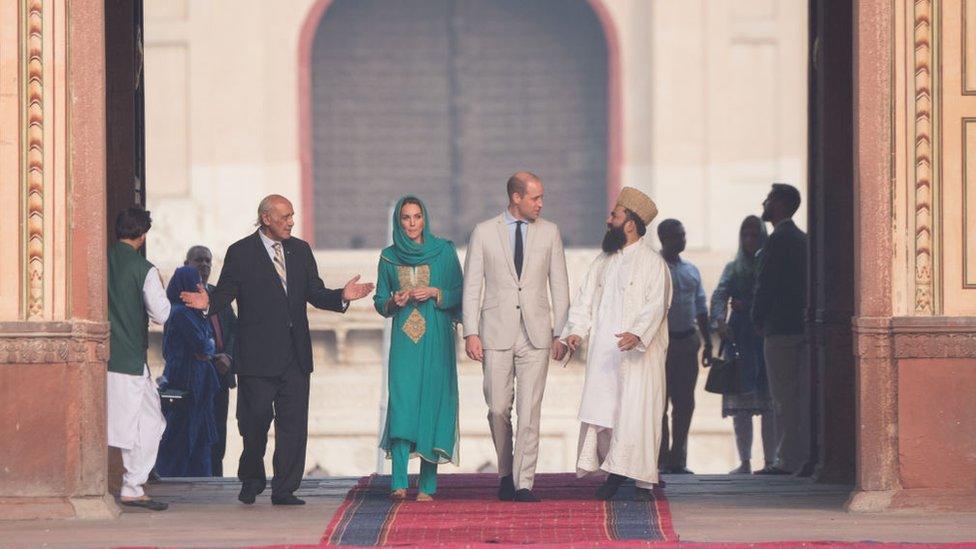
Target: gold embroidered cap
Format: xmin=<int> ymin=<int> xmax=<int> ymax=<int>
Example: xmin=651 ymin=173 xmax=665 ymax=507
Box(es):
xmin=616 ymin=187 xmax=658 ymax=225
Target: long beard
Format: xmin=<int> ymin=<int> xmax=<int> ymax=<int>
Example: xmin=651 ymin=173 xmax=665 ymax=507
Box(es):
xmin=601 ymin=224 xmax=627 ymax=253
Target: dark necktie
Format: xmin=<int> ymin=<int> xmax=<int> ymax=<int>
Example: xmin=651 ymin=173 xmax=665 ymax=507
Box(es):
xmin=514 ymin=221 xmax=524 ymax=279
xmin=210 ymin=314 xmax=224 ymax=353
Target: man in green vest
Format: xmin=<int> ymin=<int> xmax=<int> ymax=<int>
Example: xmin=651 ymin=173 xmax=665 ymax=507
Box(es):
xmin=107 ymin=207 xmax=173 ymax=511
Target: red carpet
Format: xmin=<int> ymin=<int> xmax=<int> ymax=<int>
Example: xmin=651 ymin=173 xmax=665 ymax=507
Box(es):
xmin=321 ymin=472 xmax=677 ymax=546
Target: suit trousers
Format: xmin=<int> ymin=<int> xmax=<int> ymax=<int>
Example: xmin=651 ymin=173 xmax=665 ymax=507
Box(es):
xmin=659 ymin=333 xmax=701 ymax=471
xmin=482 ymin=320 xmax=550 ymax=490
xmin=236 ymin=346 xmax=310 ymax=496
xmin=763 ymin=334 xmax=811 ymax=472
xmin=212 ymin=386 xmax=229 ymax=477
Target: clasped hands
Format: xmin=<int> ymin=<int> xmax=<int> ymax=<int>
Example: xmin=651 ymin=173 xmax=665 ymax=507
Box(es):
xmin=391 ymin=286 xmax=440 ymax=308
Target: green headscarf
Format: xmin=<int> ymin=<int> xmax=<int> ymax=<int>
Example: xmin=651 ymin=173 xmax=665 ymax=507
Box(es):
xmin=380 ymin=196 xmax=450 ymax=266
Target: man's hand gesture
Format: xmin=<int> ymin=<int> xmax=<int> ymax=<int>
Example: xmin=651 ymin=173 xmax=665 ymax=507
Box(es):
xmin=342 ymin=275 xmax=375 ymax=301
xmin=181 ymin=283 xmax=210 ymax=310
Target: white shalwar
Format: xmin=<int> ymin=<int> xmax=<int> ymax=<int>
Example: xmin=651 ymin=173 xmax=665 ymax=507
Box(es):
xmin=107 ymin=267 xmax=170 ymax=498
xmin=562 ymin=238 xmax=672 ymax=489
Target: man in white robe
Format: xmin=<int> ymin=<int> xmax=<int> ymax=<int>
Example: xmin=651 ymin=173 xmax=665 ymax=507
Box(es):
xmin=562 ymin=187 xmax=671 ymax=501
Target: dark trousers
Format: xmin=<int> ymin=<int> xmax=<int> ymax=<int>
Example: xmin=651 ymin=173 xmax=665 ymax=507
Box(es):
xmin=236 ymin=352 xmax=310 ymax=496
xmin=659 ymin=333 xmax=701 ymax=470
xmin=211 ymin=386 xmax=229 ymax=476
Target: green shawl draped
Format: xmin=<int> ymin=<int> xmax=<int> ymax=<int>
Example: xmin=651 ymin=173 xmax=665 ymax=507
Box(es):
xmin=374 ymin=196 xmax=462 ymax=465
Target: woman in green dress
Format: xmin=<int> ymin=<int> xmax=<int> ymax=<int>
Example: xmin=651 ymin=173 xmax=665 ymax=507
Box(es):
xmin=374 ymin=196 xmax=462 ymax=501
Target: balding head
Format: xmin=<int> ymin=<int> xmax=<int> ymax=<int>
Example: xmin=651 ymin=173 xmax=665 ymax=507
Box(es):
xmin=506 ymin=171 xmax=541 ymax=201
xmin=256 ymin=194 xmax=295 ymax=241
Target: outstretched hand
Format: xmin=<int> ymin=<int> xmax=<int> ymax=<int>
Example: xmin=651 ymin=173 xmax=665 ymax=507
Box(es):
xmin=342 ymin=275 xmax=375 ymax=301
xmin=180 ymin=283 xmax=210 ymax=310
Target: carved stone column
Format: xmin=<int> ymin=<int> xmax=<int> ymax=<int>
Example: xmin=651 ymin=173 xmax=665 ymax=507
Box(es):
xmin=0 ymin=0 xmax=116 ymax=519
xmin=849 ymin=0 xmax=976 ymax=512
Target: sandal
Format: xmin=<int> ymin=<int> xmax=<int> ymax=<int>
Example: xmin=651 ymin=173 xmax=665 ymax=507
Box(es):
xmin=390 ymin=489 xmax=407 ymax=500
xmin=416 ymin=492 xmax=433 ymax=502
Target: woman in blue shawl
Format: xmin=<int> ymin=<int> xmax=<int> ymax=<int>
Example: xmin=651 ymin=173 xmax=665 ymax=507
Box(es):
xmin=709 ymin=215 xmax=774 ymax=474
xmin=156 ymin=266 xmax=221 ymax=477
xmin=374 ymin=196 xmax=462 ymax=501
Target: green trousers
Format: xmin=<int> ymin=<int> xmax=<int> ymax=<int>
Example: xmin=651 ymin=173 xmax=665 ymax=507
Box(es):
xmin=390 ymin=438 xmax=438 ymax=494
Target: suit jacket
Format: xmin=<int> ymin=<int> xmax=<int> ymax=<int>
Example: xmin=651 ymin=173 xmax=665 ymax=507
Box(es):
xmin=751 ymin=219 xmax=807 ymax=336
xmin=209 ymin=231 xmax=346 ymax=376
xmin=462 ymin=213 xmax=570 ymax=350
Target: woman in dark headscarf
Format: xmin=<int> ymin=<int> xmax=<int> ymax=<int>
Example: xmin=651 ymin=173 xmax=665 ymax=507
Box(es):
xmin=156 ymin=266 xmax=220 ymax=477
xmin=709 ymin=215 xmax=774 ymax=474
xmin=374 ymin=196 xmax=462 ymax=501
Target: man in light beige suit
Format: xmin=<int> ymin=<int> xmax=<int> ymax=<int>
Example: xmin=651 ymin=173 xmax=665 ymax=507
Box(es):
xmin=463 ymin=171 xmax=570 ymax=503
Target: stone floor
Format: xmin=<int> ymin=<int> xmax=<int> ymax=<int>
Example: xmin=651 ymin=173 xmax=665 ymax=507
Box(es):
xmin=2 ymin=475 xmax=975 ymax=548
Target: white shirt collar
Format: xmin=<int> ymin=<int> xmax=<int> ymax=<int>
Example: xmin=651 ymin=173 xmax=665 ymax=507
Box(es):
xmin=258 ymin=228 xmax=281 ymax=251
xmin=503 ymin=209 xmax=529 ymax=225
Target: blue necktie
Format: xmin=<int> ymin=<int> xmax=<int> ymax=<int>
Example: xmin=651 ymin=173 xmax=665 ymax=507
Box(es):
xmin=514 ymin=221 xmax=524 ymax=279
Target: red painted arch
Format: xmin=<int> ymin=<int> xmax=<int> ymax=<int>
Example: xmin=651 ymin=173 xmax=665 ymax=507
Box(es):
xmin=297 ymin=0 xmax=623 ymax=247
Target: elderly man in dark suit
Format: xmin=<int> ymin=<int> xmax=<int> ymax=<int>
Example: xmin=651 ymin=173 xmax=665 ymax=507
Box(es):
xmin=182 ymin=195 xmax=374 ymax=505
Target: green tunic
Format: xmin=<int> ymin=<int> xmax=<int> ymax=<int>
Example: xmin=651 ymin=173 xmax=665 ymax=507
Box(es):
xmin=373 ymin=199 xmax=462 ymax=465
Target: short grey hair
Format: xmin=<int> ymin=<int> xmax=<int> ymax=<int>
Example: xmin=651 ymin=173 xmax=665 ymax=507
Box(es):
xmin=184 ymin=245 xmax=212 ymax=262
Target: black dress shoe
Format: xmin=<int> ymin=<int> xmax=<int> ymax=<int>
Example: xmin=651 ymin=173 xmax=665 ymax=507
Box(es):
xmin=498 ymin=475 xmax=516 ymax=501
xmin=238 ymin=482 xmax=265 ymax=505
xmin=634 ymin=488 xmax=654 ymax=502
xmin=754 ymin=465 xmax=791 ymax=475
xmin=595 ymin=474 xmax=626 ymax=500
xmin=271 ymin=494 xmax=306 ymax=506
xmin=513 ymin=488 xmax=540 ymax=502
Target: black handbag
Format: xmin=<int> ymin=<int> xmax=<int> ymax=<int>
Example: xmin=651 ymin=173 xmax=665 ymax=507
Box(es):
xmin=704 ymin=339 xmax=744 ymax=395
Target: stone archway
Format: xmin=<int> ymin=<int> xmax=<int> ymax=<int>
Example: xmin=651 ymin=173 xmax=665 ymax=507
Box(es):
xmin=297 ymin=0 xmax=622 ymax=249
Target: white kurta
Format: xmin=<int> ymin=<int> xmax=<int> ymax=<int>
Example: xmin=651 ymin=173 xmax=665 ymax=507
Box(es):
xmin=578 ymin=242 xmax=641 ymax=427
xmin=561 ymin=238 xmax=672 ymax=487
xmin=107 ymin=267 xmax=169 ymax=450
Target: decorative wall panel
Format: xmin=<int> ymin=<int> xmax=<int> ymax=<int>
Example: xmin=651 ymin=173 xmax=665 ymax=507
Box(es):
xmin=940 ymin=0 xmax=976 ymax=313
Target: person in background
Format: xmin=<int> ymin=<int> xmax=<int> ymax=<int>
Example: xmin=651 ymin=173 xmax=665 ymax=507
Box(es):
xmin=107 ymin=207 xmax=170 ymax=510
xmin=752 ymin=183 xmax=811 ymax=476
xmin=657 ymin=219 xmax=711 ymax=475
xmin=185 ymin=245 xmax=237 ymax=476
xmin=710 ymin=215 xmax=774 ymax=474
xmin=156 ymin=266 xmax=221 ymax=477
